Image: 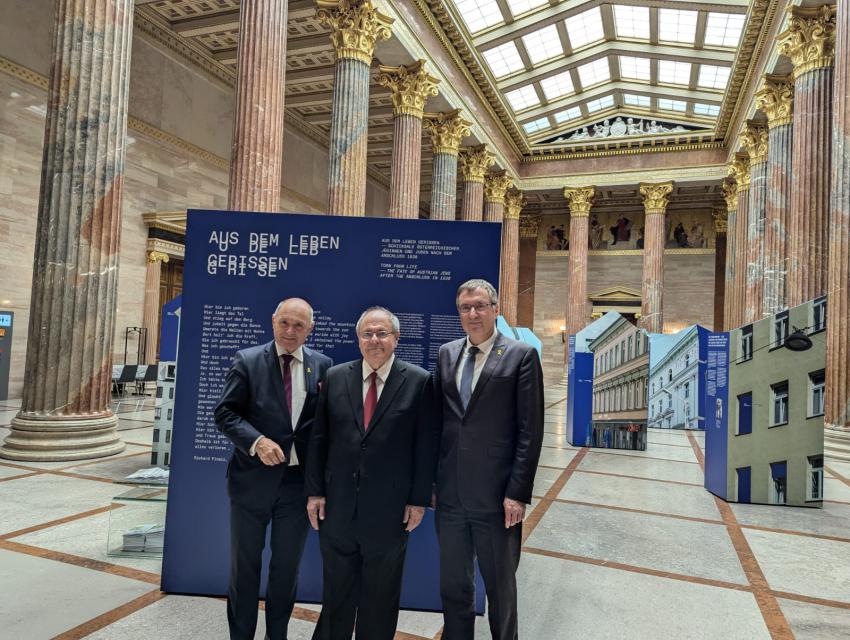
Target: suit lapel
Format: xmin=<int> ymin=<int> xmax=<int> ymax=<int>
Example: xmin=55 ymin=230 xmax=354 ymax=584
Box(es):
xmin=363 ymin=359 xmax=406 ymax=440
xmin=465 ymin=333 xmax=507 ymax=415
xmin=265 ymin=342 xmax=293 ymax=431
xmin=445 ymin=339 xmax=465 ymax=417
xmin=346 ymin=361 xmax=365 ymax=437
xmin=295 ymin=348 xmax=317 ymax=431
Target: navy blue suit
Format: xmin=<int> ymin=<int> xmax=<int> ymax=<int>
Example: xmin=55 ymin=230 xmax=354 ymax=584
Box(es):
xmin=216 ymin=340 xmax=332 ymax=640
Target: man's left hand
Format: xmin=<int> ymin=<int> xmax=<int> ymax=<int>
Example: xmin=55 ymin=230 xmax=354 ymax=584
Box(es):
xmin=503 ymin=497 xmax=526 ymax=529
xmin=403 ymin=505 xmax=425 ymax=532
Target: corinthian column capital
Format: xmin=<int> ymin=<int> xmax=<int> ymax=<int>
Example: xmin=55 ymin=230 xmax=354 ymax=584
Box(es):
xmin=504 ymin=191 xmax=526 ymax=220
xmin=754 ymin=76 xmax=794 ymax=128
xmin=728 ymin=155 xmax=751 ymax=189
xmin=424 ymin=109 xmax=471 ymax=155
xmin=484 ymin=174 xmax=513 ymax=204
xmin=316 ymin=0 xmax=393 ymax=65
xmin=519 ymin=214 xmax=541 ymax=239
xmin=639 ymin=182 xmax=673 ymax=214
xmin=722 ymin=179 xmax=739 ymax=212
xmin=563 ymin=186 xmax=595 ymax=217
xmin=778 ymin=5 xmax=836 ymax=78
xmin=148 ymin=250 xmax=170 ymax=264
xmin=713 ymin=209 xmax=728 ymax=234
xmin=376 ymin=60 xmax=440 ymax=118
xmin=739 ymin=123 xmax=769 ymax=164
xmin=458 ymin=144 xmax=494 ymax=183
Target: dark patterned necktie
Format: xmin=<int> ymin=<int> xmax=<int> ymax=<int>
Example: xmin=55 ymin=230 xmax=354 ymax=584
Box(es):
xmin=459 ymin=346 xmax=480 ymax=411
xmin=364 ymin=371 xmax=378 ymax=429
xmin=281 ymin=354 xmax=293 ymax=416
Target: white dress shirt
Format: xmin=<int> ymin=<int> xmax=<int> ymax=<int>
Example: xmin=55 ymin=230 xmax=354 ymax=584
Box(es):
xmin=362 ymin=354 xmax=395 ymax=403
xmin=250 ymin=343 xmax=307 ymax=465
xmin=455 ymin=329 xmax=498 ymax=395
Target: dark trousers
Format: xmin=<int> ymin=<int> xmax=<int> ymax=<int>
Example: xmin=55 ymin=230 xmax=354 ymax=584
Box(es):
xmin=312 ymin=527 xmax=407 ymax=640
xmin=436 ymin=506 xmax=522 ymax=640
xmin=228 ymin=471 xmax=309 ymax=640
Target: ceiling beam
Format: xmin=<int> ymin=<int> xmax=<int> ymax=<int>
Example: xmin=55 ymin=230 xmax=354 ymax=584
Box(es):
xmin=212 ymin=33 xmax=331 ymax=65
xmin=168 ymin=0 xmax=315 ymax=36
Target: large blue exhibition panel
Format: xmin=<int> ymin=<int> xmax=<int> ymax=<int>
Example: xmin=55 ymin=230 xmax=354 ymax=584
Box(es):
xmin=162 ymin=210 xmax=499 ymax=611
xmin=704 ymin=332 xmax=730 ymax=499
xmin=565 ymin=336 xmax=593 ymax=447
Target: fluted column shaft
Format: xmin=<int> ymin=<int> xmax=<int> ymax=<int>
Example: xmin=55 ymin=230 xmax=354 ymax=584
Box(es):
xmin=639 ymin=182 xmax=673 ymax=334
xmin=227 ymin=0 xmax=287 ymax=211
xmin=143 ymin=252 xmax=169 ymax=364
xmin=459 ymin=145 xmax=493 ymax=222
xmin=388 ymin=114 xmax=423 ymax=218
xmin=499 ymin=193 xmax=524 ymax=326
xmin=430 ymin=152 xmax=458 ymax=220
xmin=826 ymin=0 xmax=850 ymax=435
xmin=484 ymin=200 xmax=504 ymax=222
xmin=564 ymin=187 xmax=594 ymax=335
xmin=461 ymin=181 xmax=484 ymax=221
xmin=1 ymin=0 xmax=134 ymax=461
xmin=745 ymin=158 xmax=768 ymax=323
xmin=763 ymin=122 xmax=793 ymax=314
xmin=724 ymin=206 xmax=737 ymax=330
xmin=734 ymin=185 xmax=750 ymax=327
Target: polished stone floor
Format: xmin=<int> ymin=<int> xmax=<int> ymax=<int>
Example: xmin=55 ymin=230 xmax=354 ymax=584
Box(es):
xmin=1 ymin=383 xmax=849 ymax=639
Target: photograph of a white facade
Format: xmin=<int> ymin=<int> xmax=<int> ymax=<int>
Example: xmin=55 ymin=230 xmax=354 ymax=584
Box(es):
xmin=648 ymin=326 xmax=703 ymax=430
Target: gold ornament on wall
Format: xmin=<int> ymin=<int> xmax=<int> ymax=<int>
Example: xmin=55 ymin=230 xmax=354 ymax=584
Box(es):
xmin=423 ymin=110 xmax=471 ymax=155
xmin=778 ymin=5 xmax=836 ymax=78
xmin=376 ymin=60 xmax=440 ymax=119
xmin=739 ymin=123 xmax=769 ymax=164
xmin=754 ymin=77 xmax=794 ymax=129
xmin=316 ymin=0 xmax=393 ymax=65
xmin=484 ymin=174 xmax=513 ymax=203
xmin=639 ymin=182 xmax=673 ymax=214
xmin=563 ymin=186 xmax=595 ymax=217
xmin=458 ymin=144 xmax=494 ymax=183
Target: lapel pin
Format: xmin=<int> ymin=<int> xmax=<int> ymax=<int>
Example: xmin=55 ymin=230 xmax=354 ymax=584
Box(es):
xmin=307 ymin=367 xmax=313 ymax=374
xmin=496 ymin=348 xmax=504 ymax=356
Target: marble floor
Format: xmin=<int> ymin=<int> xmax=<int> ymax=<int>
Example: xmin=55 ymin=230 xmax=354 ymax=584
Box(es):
xmin=1 ymin=385 xmax=849 ymax=639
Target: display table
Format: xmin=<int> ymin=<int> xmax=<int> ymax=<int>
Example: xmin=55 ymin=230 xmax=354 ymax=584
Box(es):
xmin=107 ymin=486 xmax=168 ymax=558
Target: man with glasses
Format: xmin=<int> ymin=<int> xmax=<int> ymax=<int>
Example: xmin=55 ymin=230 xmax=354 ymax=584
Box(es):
xmin=305 ymin=306 xmax=439 ymax=640
xmin=215 ymin=298 xmax=333 ymax=640
xmin=434 ymin=279 xmax=544 ymax=640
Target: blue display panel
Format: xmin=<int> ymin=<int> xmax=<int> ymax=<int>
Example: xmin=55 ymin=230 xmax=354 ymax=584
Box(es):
xmin=0 ymin=314 xmax=11 ymax=327
xmin=704 ymin=332 xmax=730 ymax=499
xmin=566 ymin=335 xmax=594 ymax=447
xmin=162 ymin=210 xmax=500 ymax=612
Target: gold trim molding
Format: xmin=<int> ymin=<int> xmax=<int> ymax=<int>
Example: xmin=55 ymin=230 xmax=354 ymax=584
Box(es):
xmin=739 ymin=123 xmax=769 ymax=165
xmin=504 ymin=191 xmax=525 ymax=220
xmin=537 ymin=248 xmax=716 ymax=257
xmin=146 ymin=238 xmax=185 ymax=259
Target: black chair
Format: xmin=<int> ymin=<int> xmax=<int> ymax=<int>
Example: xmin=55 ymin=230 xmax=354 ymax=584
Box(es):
xmin=113 ymin=365 xmax=138 ymax=397
xmin=136 ymin=363 xmax=160 ymax=396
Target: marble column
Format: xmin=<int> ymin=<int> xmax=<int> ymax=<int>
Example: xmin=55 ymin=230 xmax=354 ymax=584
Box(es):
xmin=317 ymin=0 xmax=392 ymax=216
xmin=779 ymin=5 xmax=836 ymax=304
xmin=722 ymin=180 xmax=738 ymax=331
xmin=499 ymin=192 xmax=524 ymax=326
xmin=143 ymin=251 xmax=169 ymax=365
xmin=563 ymin=187 xmax=595 ymax=335
xmin=517 ymin=214 xmax=541 ymax=328
xmin=377 ymin=61 xmax=439 ymax=219
xmin=755 ymin=77 xmax=794 ymax=315
xmin=0 ymin=0 xmax=134 ymax=462
xmin=638 ymin=182 xmax=673 ymax=334
xmin=458 ymin=145 xmax=493 ymax=221
xmin=484 ymin=174 xmax=513 ymax=222
xmin=739 ymin=123 xmax=769 ymax=323
xmin=713 ymin=210 xmax=728 ymax=332
xmin=825 ymin=0 xmax=850 ymax=458
xmin=227 ymin=0 xmax=288 ymax=212
xmin=729 ymin=156 xmax=751 ymax=328
xmin=424 ymin=110 xmax=471 ymax=220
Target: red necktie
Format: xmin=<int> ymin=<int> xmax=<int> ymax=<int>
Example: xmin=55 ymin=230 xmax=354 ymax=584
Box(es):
xmin=364 ymin=371 xmax=377 ymax=430
xmin=281 ymin=354 xmax=293 ymax=416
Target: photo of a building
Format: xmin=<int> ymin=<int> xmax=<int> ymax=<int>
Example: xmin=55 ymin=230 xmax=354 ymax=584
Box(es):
xmin=648 ymin=325 xmax=708 ymax=430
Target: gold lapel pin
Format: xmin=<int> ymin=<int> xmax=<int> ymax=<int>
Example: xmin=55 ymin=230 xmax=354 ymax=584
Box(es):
xmin=496 ymin=348 xmax=504 ymax=356
xmin=306 ymin=367 xmax=313 ymax=374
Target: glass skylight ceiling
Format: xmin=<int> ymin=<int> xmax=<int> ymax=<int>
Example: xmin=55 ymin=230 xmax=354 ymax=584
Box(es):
xmin=451 ymin=0 xmax=748 ymax=142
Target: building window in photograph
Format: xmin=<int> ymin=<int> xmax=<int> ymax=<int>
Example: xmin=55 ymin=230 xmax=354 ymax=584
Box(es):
xmin=809 ymin=370 xmax=825 ymax=417
xmin=812 ymin=296 xmax=827 ymax=332
xmin=736 ymin=466 xmax=751 ymax=503
xmin=741 ymin=325 xmax=753 ymax=362
xmin=773 ymin=311 xmax=789 ymax=348
xmin=771 ymin=381 xmax=789 ymax=426
xmin=737 ymin=392 xmax=752 ymax=435
xmin=807 ymin=455 xmax=823 ymax=501
xmin=770 ymin=461 xmax=787 ymax=505
xmin=683 ymin=381 xmax=689 ymax=398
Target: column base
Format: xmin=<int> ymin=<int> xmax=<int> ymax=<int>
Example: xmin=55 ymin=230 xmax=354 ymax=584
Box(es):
xmin=824 ymin=426 xmax=850 ymax=463
xmin=0 ymin=413 xmax=126 ymax=462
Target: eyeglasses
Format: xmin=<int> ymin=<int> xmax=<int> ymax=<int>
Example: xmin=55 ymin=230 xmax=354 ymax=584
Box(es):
xmin=359 ymin=331 xmax=394 ymax=341
xmin=458 ymin=303 xmax=495 ymax=315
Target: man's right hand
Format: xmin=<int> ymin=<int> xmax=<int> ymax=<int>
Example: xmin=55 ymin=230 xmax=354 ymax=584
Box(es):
xmin=307 ymin=496 xmax=326 ymax=530
xmin=255 ymin=437 xmax=286 ymax=466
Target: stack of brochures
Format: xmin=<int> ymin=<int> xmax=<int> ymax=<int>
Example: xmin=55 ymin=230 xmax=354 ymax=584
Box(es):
xmin=122 ymin=524 xmax=165 ymax=553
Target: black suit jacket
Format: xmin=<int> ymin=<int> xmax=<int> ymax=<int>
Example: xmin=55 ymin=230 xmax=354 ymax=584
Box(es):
xmin=305 ymin=358 xmax=439 ymax=546
xmin=435 ymin=332 xmax=544 ymax=512
xmin=215 ymin=340 xmax=332 ymax=506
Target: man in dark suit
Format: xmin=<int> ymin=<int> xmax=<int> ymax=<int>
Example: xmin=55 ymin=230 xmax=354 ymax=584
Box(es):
xmin=305 ymin=306 xmax=439 ymax=640
xmin=434 ymin=279 xmax=544 ymax=640
xmin=216 ymin=297 xmax=333 ymax=640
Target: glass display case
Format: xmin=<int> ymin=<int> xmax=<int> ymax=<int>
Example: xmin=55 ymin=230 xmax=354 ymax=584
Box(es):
xmin=107 ymin=486 xmax=168 ymax=558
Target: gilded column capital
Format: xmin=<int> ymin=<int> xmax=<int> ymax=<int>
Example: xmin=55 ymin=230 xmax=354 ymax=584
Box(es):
xmin=316 ymin=0 xmax=393 ymax=65
xmin=754 ymin=77 xmax=794 ymax=128
xmin=504 ymin=191 xmax=525 ymax=220
xmin=712 ymin=209 xmax=728 ymax=234
xmin=376 ymin=60 xmax=439 ymax=119
xmin=484 ymin=174 xmax=513 ymax=204
xmin=777 ymin=5 xmax=836 ymax=78
xmin=727 ymin=155 xmax=751 ymax=190
xmin=563 ymin=186 xmax=595 ymax=217
xmin=739 ymin=123 xmax=769 ymax=164
xmin=424 ymin=109 xmax=471 ymax=155
xmin=722 ymin=179 xmax=739 ymax=212
xmin=458 ymin=145 xmax=494 ymax=184
xmin=519 ymin=214 xmax=541 ymax=239
xmin=148 ymin=250 xmax=170 ymax=264
xmin=639 ymin=182 xmax=673 ymax=214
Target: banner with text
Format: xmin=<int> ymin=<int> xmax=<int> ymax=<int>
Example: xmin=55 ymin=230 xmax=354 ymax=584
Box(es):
xmin=161 ymin=210 xmax=500 ymax=611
